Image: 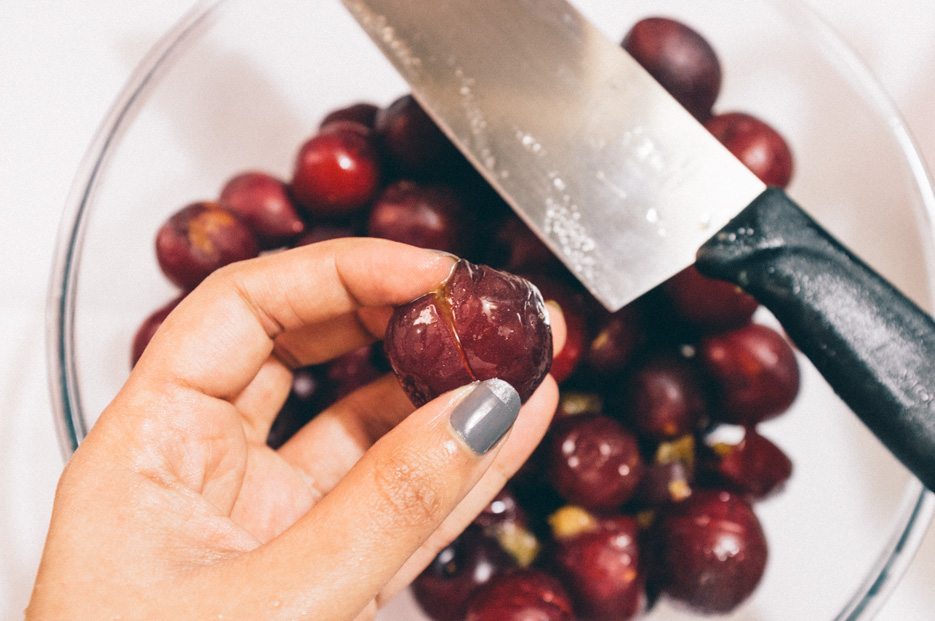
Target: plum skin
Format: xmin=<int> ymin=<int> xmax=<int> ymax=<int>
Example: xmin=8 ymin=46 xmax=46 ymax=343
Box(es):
xmin=622 ymin=17 xmax=722 ymax=120
xmin=291 ymin=121 xmax=382 ymax=217
xmin=375 ymin=94 xmax=467 ymax=178
xmin=218 ymin=171 xmax=305 ymax=248
xmin=384 ymin=260 xmax=552 ymax=406
xmin=155 ymin=201 xmax=259 ymax=291
xmin=650 ymin=489 xmax=768 ymax=613
xmin=622 ymin=353 xmax=708 ymax=442
xmin=705 ymin=429 xmax=793 ymax=499
xmin=465 ymin=569 xmax=574 ymax=621
xmin=663 ymin=265 xmax=759 ymax=331
xmin=705 ymin=112 xmax=794 ymax=188
xmin=367 ymin=180 xmax=473 ymax=255
xmin=547 ymin=414 xmax=644 ymax=510
xmin=550 ymin=512 xmax=645 ymax=620
xmin=699 ymin=323 xmax=800 ymax=425
xmin=412 ymin=527 xmax=515 ymax=621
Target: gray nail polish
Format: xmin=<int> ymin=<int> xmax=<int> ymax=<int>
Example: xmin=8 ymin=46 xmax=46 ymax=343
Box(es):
xmin=449 ymin=379 xmax=521 ymax=455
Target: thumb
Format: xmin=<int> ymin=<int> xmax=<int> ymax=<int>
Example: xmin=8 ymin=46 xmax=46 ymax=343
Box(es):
xmin=230 ymin=379 xmax=521 ymax=619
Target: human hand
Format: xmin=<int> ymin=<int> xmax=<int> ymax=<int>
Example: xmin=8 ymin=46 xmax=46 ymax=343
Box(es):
xmin=28 ymin=239 xmax=564 ymax=620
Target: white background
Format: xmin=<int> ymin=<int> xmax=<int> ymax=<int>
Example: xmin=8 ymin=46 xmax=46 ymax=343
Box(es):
xmin=1 ymin=1 xmax=934 ymax=618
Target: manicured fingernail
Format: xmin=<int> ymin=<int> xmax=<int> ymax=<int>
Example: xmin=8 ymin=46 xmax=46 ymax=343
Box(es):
xmin=449 ymin=379 xmax=521 ymax=455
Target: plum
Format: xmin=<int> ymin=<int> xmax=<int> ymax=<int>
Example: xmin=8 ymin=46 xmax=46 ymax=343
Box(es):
xmin=663 ymin=266 xmax=758 ymax=332
xmin=375 ymin=94 xmax=467 ymax=179
xmin=412 ymin=527 xmax=515 ymax=621
xmin=291 ymin=121 xmax=381 ymax=217
xmin=155 ymin=202 xmax=259 ymax=290
xmin=384 ymin=260 xmax=552 ymax=405
xmin=650 ymin=490 xmax=768 ymax=613
xmin=219 ymin=172 xmax=305 ymax=248
xmin=549 ymin=507 xmax=646 ymax=620
xmin=319 ymin=101 xmax=379 ymax=129
xmin=705 ymin=112 xmax=794 ymax=188
xmin=622 ymin=17 xmax=721 ymax=120
xmin=465 ymin=570 xmax=574 ymax=621
xmin=367 ymin=180 xmax=473 ymax=254
xmin=699 ymin=323 xmax=800 ymax=425
xmin=587 ymin=304 xmax=645 ymax=375
xmin=547 ymin=414 xmax=644 ymax=510
xmin=704 ymin=429 xmax=793 ymax=499
xmin=622 ymin=353 xmax=708 ymax=442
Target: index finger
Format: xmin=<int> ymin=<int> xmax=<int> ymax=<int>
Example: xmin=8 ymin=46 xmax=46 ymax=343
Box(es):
xmin=134 ymin=238 xmax=456 ymax=399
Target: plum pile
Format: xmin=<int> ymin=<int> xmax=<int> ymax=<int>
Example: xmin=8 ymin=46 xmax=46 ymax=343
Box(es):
xmin=132 ymin=16 xmax=799 ymax=619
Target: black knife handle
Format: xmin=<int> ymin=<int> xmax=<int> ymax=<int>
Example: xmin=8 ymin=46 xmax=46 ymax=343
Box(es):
xmin=696 ymin=187 xmax=935 ymax=491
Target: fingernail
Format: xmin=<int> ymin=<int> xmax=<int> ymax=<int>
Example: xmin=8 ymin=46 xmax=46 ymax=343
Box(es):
xmin=449 ymin=379 xmax=521 ymax=455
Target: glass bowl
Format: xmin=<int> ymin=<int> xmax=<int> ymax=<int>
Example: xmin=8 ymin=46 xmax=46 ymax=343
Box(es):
xmin=48 ymin=0 xmax=935 ymax=618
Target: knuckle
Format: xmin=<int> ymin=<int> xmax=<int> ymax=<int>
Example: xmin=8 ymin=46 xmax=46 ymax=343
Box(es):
xmin=371 ymin=447 xmax=446 ymax=527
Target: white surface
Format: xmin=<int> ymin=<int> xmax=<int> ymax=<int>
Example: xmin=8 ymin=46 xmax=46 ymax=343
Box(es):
xmin=1 ymin=1 xmax=934 ymax=619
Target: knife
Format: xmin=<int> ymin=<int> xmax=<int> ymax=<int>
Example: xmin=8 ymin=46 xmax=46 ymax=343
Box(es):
xmin=342 ymin=0 xmax=935 ymax=490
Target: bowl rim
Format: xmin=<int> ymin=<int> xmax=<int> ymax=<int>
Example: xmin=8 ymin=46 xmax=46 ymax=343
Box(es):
xmin=45 ymin=0 xmax=935 ymax=618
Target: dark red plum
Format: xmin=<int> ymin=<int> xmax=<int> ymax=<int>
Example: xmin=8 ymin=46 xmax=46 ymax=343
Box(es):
xmin=131 ymin=296 xmax=182 ymax=366
xmin=219 ymin=171 xmax=305 ymax=248
xmin=587 ymin=304 xmax=645 ymax=375
xmin=705 ymin=112 xmax=794 ymax=188
xmin=367 ymin=180 xmax=473 ymax=254
xmin=385 ymin=260 xmax=552 ymax=406
xmin=705 ymin=429 xmax=793 ymax=499
xmin=475 ymin=488 xmax=528 ymax=531
xmin=413 ymin=527 xmax=515 ymax=621
xmin=651 ymin=490 xmax=768 ymax=613
xmin=266 ymin=366 xmax=328 ymax=449
xmin=319 ymin=101 xmax=379 ymax=129
xmin=663 ymin=266 xmax=758 ymax=331
xmin=700 ymin=323 xmax=800 ymax=425
xmin=548 ymin=414 xmax=643 ymax=510
xmin=465 ymin=570 xmax=574 ymax=621
xmin=291 ymin=121 xmax=381 ymax=217
xmin=445 ymin=260 xmax=552 ymax=402
xmin=623 ymin=353 xmax=707 ymax=441
xmin=375 ymin=94 xmax=467 ymax=179
xmin=155 ymin=202 xmax=259 ymax=290
xmin=622 ymin=17 xmax=721 ymax=120
xmin=549 ymin=507 xmax=646 ymax=620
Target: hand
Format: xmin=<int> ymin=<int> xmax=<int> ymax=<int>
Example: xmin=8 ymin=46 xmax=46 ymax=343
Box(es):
xmin=28 ymin=239 xmax=565 ymax=620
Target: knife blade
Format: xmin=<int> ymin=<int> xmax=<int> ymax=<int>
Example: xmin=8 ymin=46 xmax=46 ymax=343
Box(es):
xmin=342 ymin=0 xmax=765 ymax=311
xmin=344 ymin=0 xmax=935 ymax=491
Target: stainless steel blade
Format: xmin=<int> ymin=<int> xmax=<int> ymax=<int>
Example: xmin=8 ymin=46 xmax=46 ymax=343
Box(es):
xmin=343 ymin=0 xmax=766 ymax=310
